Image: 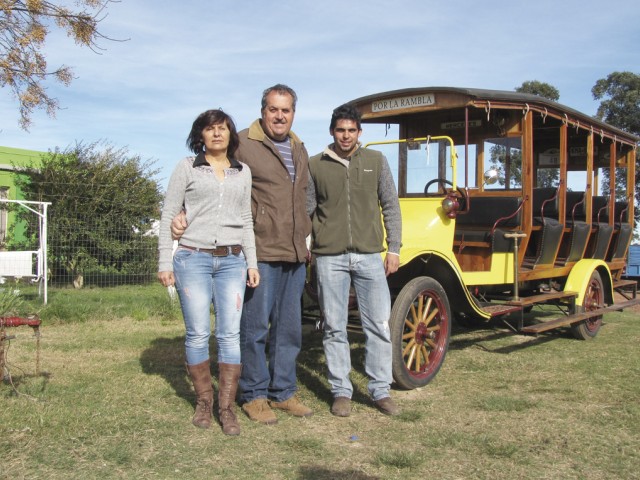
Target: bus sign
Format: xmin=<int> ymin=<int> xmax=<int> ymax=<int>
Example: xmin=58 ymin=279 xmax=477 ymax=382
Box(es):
xmin=372 ymin=93 xmax=435 ymax=112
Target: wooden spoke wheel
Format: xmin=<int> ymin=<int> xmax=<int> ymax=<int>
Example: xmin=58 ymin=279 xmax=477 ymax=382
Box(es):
xmin=570 ymin=270 xmax=604 ymax=340
xmin=390 ymin=276 xmax=451 ymax=389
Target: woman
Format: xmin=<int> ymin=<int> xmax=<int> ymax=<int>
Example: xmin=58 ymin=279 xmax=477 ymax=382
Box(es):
xmin=158 ymin=109 xmax=259 ymax=436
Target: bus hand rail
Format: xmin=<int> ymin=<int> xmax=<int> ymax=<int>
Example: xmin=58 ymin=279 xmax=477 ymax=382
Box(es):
xmin=491 ymin=199 xmax=526 ymax=237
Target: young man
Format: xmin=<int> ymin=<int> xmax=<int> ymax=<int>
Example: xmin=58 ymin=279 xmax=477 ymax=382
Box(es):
xmin=307 ymin=103 xmax=402 ymax=417
xmin=172 ymin=84 xmax=313 ymax=424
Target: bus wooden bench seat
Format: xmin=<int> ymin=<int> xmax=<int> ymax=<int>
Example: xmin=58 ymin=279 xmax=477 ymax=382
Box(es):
xmin=608 ymin=201 xmax=633 ymax=260
xmin=525 ymin=187 xmax=564 ymax=267
xmin=454 ymin=196 xmax=523 ymax=253
xmin=590 ymin=195 xmax=613 ymax=259
xmin=563 ymin=191 xmax=591 ymax=264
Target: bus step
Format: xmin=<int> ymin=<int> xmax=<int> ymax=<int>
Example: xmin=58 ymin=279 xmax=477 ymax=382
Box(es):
xmin=505 ymin=291 xmax=577 ymax=307
xmin=482 ymin=304 xmax=523 ymax=317
xmin=613 ymin=279 xmax=637 ymax=300
xmin=521 ymin=298 xmax=640 ymax=333
xmin=520 ymin=316 xmax=581 ymax=333
xmin=614 ymin=279 xmax=637 ymax=289
xmin=614 ymin=278 xmax=637 ymax=290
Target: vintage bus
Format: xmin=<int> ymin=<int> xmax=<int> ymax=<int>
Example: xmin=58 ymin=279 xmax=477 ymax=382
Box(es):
xmin=309 ymin=87 xmax=639 ymax=390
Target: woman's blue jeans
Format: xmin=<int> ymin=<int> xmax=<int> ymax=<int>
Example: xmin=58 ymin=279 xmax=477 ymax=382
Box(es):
xmin=173 ymin=247 xmax=247 ymax=365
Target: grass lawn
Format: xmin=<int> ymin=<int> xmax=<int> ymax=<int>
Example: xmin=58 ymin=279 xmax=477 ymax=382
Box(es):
xmin=1 ymin=285 xmax=639 ymax=479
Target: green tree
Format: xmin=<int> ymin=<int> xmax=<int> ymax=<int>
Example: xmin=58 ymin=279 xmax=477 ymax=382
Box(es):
xmin=515 ymin=80 xmax=560 ymax=101
xmin=0 ymin=0 xmax=120 ymax=130
xmin=12 ymin=142 xmax=163 ymax=287
xmin=592 ymin=71 xmax=640 ymax=227
xmin=592 ymin=72 xmax=640 ymax=133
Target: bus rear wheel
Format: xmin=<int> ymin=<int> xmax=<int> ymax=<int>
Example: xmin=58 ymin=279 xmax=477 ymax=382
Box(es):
xmin=570 ymin=270 xmax=604 ymax=340
xmin=390 ymin=276 xmax=451 ymax=389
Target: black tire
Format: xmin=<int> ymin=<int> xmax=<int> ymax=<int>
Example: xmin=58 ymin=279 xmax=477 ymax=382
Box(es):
xmin=390 ymin=276 xmax=452 ymax=389
xmin=570 ymin=270 xmax=604 ymax=340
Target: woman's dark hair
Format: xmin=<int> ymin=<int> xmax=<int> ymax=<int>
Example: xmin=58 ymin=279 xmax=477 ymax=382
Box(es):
xmin=186 ymin=109 xmax=240 ymax=157
xmin=330 ymin=103 xmax=361 ymax=131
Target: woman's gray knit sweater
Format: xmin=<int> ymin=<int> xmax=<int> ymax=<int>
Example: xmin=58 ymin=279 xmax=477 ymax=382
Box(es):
xmin=158 ymin=154 xmax=257 ymax=272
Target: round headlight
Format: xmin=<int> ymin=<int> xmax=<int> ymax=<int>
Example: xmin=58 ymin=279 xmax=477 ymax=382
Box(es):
xmin=441 ymin=196 xmax=459 ymax=218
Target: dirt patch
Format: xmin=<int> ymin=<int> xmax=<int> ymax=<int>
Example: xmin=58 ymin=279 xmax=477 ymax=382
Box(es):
xmin=614 ymin=291 xmax=640 ymax=312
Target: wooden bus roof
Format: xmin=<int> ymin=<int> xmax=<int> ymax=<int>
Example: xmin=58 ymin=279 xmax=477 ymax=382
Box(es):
xmin=349 ymin=86 xmax=640 ymax=146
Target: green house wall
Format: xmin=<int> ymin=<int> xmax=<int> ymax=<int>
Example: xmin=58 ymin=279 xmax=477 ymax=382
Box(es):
xmin=0 ymin=146 xmax=45 ymax=246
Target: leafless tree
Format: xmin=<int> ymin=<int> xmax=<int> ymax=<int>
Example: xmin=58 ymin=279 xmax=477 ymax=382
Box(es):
xmin=1 ymin=0 xmax=121 ymax=130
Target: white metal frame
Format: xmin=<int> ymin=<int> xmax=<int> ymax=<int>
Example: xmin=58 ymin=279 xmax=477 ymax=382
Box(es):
xmin=0 ymin=199 xmax=51 ymax=304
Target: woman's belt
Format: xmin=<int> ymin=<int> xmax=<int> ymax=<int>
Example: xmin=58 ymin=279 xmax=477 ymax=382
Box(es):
xmin=179 ymin=244 xmax=242 ymax=256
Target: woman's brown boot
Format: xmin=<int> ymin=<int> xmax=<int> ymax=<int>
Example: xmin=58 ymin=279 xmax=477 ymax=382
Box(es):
xmin=218 ymin=363 xmax=242 ymax=436
xmin=186 ymin=359 xmax=213 ymax=429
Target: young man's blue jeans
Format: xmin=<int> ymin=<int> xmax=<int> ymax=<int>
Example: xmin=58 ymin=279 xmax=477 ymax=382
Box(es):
xmin=239 ymin=261 xmax=306 ymax=403
xmin=173 ymin=247 xmax=247 ymax=365
xmin=316 ymin=252 xmax=393 ymax=401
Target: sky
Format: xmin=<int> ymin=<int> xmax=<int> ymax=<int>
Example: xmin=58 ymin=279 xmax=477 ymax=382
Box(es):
xmin=1 ymin=0 xmax=639 ymax=190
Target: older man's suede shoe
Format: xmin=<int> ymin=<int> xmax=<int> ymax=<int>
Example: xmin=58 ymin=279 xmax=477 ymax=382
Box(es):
xmin=269 ymin=395 xmax=313 ymax=417
xmin=242 ymin=398 xmax=278 ymax=425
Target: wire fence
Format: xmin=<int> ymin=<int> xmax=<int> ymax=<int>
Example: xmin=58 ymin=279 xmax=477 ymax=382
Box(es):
xmin=3 ymin=215 xmax=159 ymax=290
xmin=49 ymin=219 xmax=159 ymax=288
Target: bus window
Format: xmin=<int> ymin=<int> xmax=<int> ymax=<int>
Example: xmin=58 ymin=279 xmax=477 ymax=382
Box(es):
xmin=457 ymin=143 xmax=477 ymax=188
xmin=538 ymin=166 xmax=560 ymax=188
xmin=407 ymin=140 xmax=451 ymax=195
xmin=592 ymin=165 xmax=606 ymax=196
xmin=484 ymin=137 xmax=522 ymax=190
xmin=567 ymin=170 xmax=587 ymax=192
xmin=537 ymin=148 xmax=560 ymax=188
xmin=614 ymin=167 xmax=627 ymax=201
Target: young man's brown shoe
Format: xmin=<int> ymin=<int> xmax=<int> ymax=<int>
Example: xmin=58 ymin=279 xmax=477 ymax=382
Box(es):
xmin=330 ymin=396 xmax=351 ymax=417
xmin=373 ymin=397 xmax=401 ymax=416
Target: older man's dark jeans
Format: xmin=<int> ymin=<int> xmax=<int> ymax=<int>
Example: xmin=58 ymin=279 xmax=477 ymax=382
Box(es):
xmin=239 ymin=261 xmax=306 ymax=404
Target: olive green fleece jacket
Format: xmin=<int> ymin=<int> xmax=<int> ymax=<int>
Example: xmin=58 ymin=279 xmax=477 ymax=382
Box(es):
xmin=307 ymin=145 xmax=402 ymax=255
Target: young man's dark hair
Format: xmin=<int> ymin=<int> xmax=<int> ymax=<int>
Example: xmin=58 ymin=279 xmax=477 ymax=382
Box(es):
xmin=330 ymin=103 xmax=362 ymax=131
